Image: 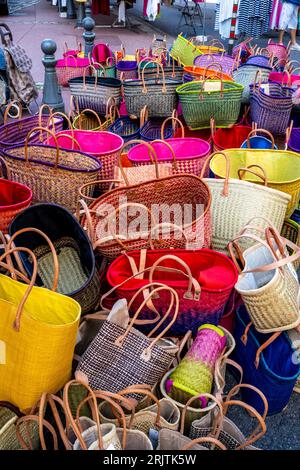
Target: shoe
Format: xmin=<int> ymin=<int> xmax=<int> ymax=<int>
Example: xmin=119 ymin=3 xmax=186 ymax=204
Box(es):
xmin=290 ymin=43 xmax=300 ymax=52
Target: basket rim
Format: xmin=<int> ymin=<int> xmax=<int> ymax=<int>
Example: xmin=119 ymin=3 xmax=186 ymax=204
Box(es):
xmin=0 ymin=178 xmax=32 ymax=210
xmin=176 ymin=80 xmax=244 ymax=95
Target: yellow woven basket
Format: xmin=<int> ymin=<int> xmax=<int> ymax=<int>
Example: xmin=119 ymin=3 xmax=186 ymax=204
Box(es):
xmin=210 ymin=149 xmax=300 ymax=218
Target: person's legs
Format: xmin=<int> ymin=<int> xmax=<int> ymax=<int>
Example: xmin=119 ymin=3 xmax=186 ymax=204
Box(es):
xmin=278 ymin=2 xmax=299 ymax=44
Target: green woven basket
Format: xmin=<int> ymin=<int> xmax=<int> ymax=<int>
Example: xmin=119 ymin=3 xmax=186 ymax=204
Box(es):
xmin=170 ymin=34 xmax=203 ymax=67
xmin=177 ymin=80 xmax=244 ymax=129
xmin=281 ymin=219 xmax=300 ymax=270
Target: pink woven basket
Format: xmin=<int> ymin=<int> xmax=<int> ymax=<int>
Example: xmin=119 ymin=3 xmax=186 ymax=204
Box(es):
xmin=56 ymin=56 xmax=91 ymax=87
xmin=128 ymin=116 xmax=211 ymax=176
xmin=46 ymin=128 xmax=124 ymax=190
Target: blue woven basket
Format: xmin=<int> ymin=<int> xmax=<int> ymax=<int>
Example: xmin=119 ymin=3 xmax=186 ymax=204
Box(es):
xmin=108 ymin=116 xmax=140 ymax=143
xmin=140 ymin=118 xmax=173 ymax=141
xmin=230 ymin=305 xmax=300 ymax=416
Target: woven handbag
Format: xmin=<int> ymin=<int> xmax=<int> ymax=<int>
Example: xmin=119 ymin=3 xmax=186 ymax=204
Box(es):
xmin=75 ymin=285 xmax=180 ymax=399
xmin=231 ymin=305 xmax=300 ymax=416
xmin=281 ymin=219 xmax=300 ymax=270
xmin=194 ymin=52 xmax=238 ymax=77
xmin=116 ymin=60 xmax=138 ymax=80
xmin=157 ymin=431 xmax=227 ymax=450
xmin=177 ymin=78 xmax=244 ymax=130
xmin=228 ymin=226 xmax=300 ymax=334
xmin=9 ymin=206 xmax=101 ymax=315
xmin=0 ymin=177 xmax=32 ymax=234
xmin=0 ymin=247 xmax=81 ymax=412
xmin=250 ymin=72 xmax=294 ymax=135
xmin=233 ymin=63 xmax=271 ymax=104
xmin=183 ymin=63 xmax=234 ymax=83
xmin=240 ymin=128 xmax=278 ymax=150
xmin=0 ymin=103 xmax=63 ymax=150
xmin=210 ymin=148 xmax=300 ymax=218
xmin=98 ymin=388 xmax=180 ymax=435
xmin=123 ymin=61 xmax=181 ymax=118
xmin=188 ymin=388 xmax=268 ymax=450
xmin=114 ymin=140 xmax=173 ymax=187
xmin=68 ymin=65 xmax=122 ymax=116
xmin=56 ymin=55 xmax=91 ymax=87
xmin=0 ymin=402 xmax=39 ymax=450
xmin=92 ymin=57 xmax=116 ymax=78
xmin=170 ymin=35 xmax=223 ymax=67
xmin=105 ymin=249 xmax=238 ymax=335
xmin=79 ymin=141 xmax=211 ymax=260
xmin=200 ymin=152 xmax=290 ymax=253
xmin=1 ymin=127 xmax=101 ymax=213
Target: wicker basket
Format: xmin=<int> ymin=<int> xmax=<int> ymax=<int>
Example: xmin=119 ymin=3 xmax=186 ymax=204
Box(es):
xmin=1 ymin=127 xmax=101 ymax=213
xmin=177 ymin=79 xmax=244 ymax=129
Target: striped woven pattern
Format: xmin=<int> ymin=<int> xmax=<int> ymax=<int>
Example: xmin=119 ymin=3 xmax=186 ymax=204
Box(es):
xmin=140 ymin=119 xmax=173 ymax=141
xmin=81 ymin=174 xmax=211 ymax=260
xmin=108 ymin=117 xmax=141 ymax=142
xmin=123 ymin=78 xmax=181 ymax=118
xmin=0 ymin=115 xmax=63 ymax=149
xmin=56 ymin=64 xmax=89 ymax=87
xmin=2 ymin=145 xmax=101 ymax=213
xmin=177 ymin=80 xmax=243 ymax=129
xmin=204 ymin=178 xmax=290 ymax=253
xmin=194 ymin=54 xmax=236 ymax=76
xmin=69 ymin=76 xmax=122 ymax=116
xmin=76 ymin=320 xmax=176 ymax=400
xmin=250 ymin=82 xmax=293 ymax=135
xmin=233 ymin=65 xmax=271 ymax=104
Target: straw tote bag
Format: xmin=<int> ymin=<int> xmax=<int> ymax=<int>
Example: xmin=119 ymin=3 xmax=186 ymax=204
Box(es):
xmin=98 ymin=387 xmax=180 ymax=435
xmin=79 ymin=141 xmax=211 ymax=260
xmin=187 ymin=387 xmax=268 ymax=450
xmin=68 ymin=65 xmax=122 ymax=115
xmin=123 ymin=61 xmax=181 ymax=118
xmin=157 ymin=431 xmax=227 ymax=450
xmin=75 ymin=285 xmax=179 ymax=400
xmin=1 ymin=127 xmax=101 ymax=213
xmin=0 ymin=247 xmax=80 ymax=412
xmin=228 ymin=226 xmax=300 ymax=333
xmin=200 ymin=152 xmax=291 ymax=254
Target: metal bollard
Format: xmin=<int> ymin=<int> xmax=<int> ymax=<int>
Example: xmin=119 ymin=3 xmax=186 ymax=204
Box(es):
xmin=82 ymin=17 xmax=95 ymax=58
xmin=41 ymin=39 xmax=65 ymax=113
xmin=85 ymin=0 xmax=92 ymax=18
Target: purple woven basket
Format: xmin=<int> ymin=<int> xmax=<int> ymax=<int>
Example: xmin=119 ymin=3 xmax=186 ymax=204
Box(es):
xmin=250 ymin=82 xmax=294 ymax=135
xmin=287 ymin=126 xmax=300 ymax=153
xmin=194 ymin=54 xmax=236 ymax=76
xmin=0 ymin=115 xmax=64 ymax=150
xmin=116 ymin=60 xmax=138 ymax=80
xmin=245 ymin=55 xmax=270 ymax=68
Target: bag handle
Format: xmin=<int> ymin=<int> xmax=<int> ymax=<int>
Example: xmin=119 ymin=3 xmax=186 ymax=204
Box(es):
xmin=37 ymin=393 xmax=72 ymax=450
xmin=141 ymin=61 xmax=167 ymax=94
xmin=38 ymin=104 xmax=53 ymax=132
xmin=148 ymin=254 xmax=201 ymax=301
xmin=25 ymin=127 xmax=60 ymax=167
xmin=180 ymin=392 xmax=224 ymax=434
xmin=285 ymin=120 xmax=294 ymax=149
xmin=214 ymin=357 xmax=243 ymax=398
xmin=106 ymin=56 xmax=115 ymax=66
xmin=76 ymin=108 xmax=103 ymax=131
xmin=78 ymin=178 xmax=120 ymax=203
xmin=118 ymin=139 xmax=160 ymax=185
xmin=161 ymin=116 xmax=185 ymax=140
xmin=138 ymin=59 xmax=160 ymax=79
xmin=116 ymin=387 xmax=161 ymax=429
xmin=225 ymin=384 xmax=268 ymax=420
xmin=63 ymin=379 xmax=103 ymax=451
xmin=75 ymin=390 xmax=129 ymax=450
xmin=115 ymin=283 xmax=179 ymax=360
xmin=16 ymin=415 xmax=59 ymax=450
xmin=0 ymin=247 xmax=40 ymax=332
xmin=181 ymin=436 xmax=227 ymax=451
xmin=83 ymin=64 xmax=99 ymax=90
xmin=63 ymin=54 xmax=78 ymax=67
xmin=221 ymin=399 xmax=267 ymax=449
xmin=246 ymin=128 xmax=275 ymax=150
xmin=92 ymin=61 xmax=107 ymax=78
xmin=152 ymin=139 xmax=178 ymax=170
xmin=237 ymin=164 xmax=268 ymax=186
xmin=200 ymin=151 xmax=230 ymax=197
xmin=46 ymin=111 xmax=72 ymax=135
xmin=204 ymin=62 xmax=223 ymax=76
xmin=241 ymin=321 xmax=282 ymax=368
xmin=4 ymin=100 xmax=22 ymax=125
xmin=6 ymin=227 xmax=60 ymax=291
